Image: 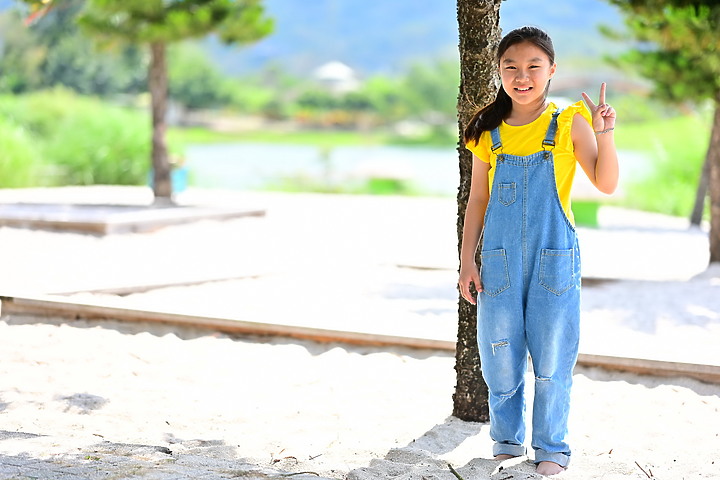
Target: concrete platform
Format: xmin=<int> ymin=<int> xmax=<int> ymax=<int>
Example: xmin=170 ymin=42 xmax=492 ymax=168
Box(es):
xmin=0 ymin=202 xmax=265 ymax=234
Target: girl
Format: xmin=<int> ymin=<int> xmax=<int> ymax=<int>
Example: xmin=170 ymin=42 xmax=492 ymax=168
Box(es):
xmin=458 ymin=26 xmax=618 ymax=476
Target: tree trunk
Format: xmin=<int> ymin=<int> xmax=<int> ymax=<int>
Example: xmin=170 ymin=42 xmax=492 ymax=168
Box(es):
xmin=149 ymin=41 xmax=173 ymax=203
xmin=708 ymin=98 xmax=720 ymax=263
xmin=453 ymin=0 xmax=502 ymax=422
xmin=690 ymin=154 xmax=710 ymax=226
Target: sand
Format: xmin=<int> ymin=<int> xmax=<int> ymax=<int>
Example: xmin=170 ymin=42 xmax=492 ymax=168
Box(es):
xmin=0 ymin=317 xmax=718 ymax=479
xmin=0 ymin=186 xmax=718 ymax=479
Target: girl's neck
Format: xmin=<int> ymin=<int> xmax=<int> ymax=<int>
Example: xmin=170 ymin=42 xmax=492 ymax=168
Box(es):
xmin=505 ymin=99 xmax=549 ymax=126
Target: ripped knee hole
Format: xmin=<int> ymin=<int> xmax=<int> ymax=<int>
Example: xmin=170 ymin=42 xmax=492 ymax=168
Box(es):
xmin=491 ymin=340 xmax=509 ymax=355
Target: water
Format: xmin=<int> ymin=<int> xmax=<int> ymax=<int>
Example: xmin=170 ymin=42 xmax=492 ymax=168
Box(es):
xmin=184 ymin=142 xmax=648 ymax=198
xmin=185 ymin=143 xmax=459 ymax=196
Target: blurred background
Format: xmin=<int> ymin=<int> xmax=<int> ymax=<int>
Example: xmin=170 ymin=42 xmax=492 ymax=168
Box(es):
xmin=0 ymin=0 xmax=711 ymax=222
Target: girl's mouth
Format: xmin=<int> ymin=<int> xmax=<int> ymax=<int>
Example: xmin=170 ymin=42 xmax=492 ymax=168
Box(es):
xmin=515 ymin=87 xmax=532 ymax=92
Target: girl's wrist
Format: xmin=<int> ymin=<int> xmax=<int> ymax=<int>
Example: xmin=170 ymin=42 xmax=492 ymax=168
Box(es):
xmin=594 ymin=127 xmax=614 ymax=135
xmin=460 ymin=257 xmax=478 ymax=267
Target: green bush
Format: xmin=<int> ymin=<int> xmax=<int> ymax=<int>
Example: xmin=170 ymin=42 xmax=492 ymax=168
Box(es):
xmin=0 ymin=117 xmax=44 ymax=188
xmin=0 ymin=89 xmax=152 ymax=186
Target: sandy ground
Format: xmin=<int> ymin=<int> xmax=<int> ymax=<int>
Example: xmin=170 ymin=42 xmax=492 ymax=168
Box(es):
xmin=1 ymin=318 xmax=718 ymax=479
xmin=0 ymin=186 xmax=719 ymax=479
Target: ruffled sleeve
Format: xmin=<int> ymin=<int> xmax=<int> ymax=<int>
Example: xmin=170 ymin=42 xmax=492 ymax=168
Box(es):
xmin=557 ymin=100 xmax=592 ymax=152
xmin=465 ymin=130 xmax=492 ymax=163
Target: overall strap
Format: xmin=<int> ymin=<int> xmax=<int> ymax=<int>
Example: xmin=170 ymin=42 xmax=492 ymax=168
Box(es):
xmin=542 ymin=108 xmax=563 ymax=150
xmin=490 ymin=126 xmax=502 ymax=154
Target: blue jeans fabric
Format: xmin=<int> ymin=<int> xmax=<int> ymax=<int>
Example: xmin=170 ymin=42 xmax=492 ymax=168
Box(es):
xmin=477 ymin=110 xmax=580 ymax=467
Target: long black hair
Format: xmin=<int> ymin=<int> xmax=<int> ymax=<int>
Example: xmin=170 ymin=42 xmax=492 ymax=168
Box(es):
xmin=463 ymin=26 xmax=555 ymax=145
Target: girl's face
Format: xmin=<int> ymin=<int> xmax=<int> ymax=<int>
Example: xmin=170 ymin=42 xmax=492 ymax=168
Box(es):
xmin=499 ymin=41 xmax=556 ymax=107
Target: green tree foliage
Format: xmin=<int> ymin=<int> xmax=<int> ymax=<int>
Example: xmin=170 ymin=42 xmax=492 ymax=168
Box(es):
xmin=604 ymin=1 xmax=720 ymax=103
xmin=168 ymin=42 xmax=233 ymax=109
xmin=356 ymin=75 xmax=408 ymax=119
xmin=1 ymin=1 xmax=145 ymax=95
xmin=19 ymin=0 xmax=273 ymax=202
xmin=401 ymin=60 xmax=459 ymax=121
xmin=605 ymin=0 xmax=720 ymax=263
xmin=74 ymin=0 xmax=272 ymax=45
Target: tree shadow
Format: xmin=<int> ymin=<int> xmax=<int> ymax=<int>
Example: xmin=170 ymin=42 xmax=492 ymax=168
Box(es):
xmin=347 ymin=416 xmax=543 ymax=480
xmin=0 ymin=434 xmax=317 ymax=479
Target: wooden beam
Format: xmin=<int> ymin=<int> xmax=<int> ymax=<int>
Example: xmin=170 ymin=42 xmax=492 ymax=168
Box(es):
xmin=1 ymin=294 xmax=718 ymax=384
xmin=0 ymin=295 xmax=453 ymax=351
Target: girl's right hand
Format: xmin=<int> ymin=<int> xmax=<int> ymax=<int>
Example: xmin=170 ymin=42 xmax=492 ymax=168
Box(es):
xmin=459 ymin=262 xmax=482 ymax=305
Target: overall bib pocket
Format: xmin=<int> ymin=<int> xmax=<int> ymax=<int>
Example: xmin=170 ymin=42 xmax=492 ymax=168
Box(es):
xmin=498 ymin=182 xmax=516 ymax=206
xmin=480 ymin=249 xmax=511 ymax=297
xmin=539 ymin=248 xmax=575 ymax=295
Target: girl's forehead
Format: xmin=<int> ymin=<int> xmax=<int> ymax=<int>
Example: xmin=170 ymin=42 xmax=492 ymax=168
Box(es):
xmin=500 ymin=42 xmax=550 ymax=63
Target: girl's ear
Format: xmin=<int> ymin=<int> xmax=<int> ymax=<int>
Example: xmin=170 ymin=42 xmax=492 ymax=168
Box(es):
xmin=549 ymin=62 xmax=557 ymax=79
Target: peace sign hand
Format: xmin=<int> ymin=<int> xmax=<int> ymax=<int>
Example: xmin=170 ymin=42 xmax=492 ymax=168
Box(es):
xmin=582 ymin=82 xmax=616 ymax=133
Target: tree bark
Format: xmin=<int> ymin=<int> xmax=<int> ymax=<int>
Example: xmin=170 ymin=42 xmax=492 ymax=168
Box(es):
xmin=453 ymin=0 xmax=502 ymax=422
xmin=149 ymin=41 xmax=173 ymax=203
xmin=708 ymin=98 xmax=720 ymax=263
xmin=690 ymin=154 xmax=710 ymax=226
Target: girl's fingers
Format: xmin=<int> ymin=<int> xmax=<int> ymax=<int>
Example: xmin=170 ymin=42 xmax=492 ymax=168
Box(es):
xmin=459 ymin=278 xmax=479 ymax=305
xmin=464 ymin=288 xmax=476 ymax=305
xmin=459 ymin=281 xmax=470 ymax=301
xmin=599 ymin=82 xmax=606 ymax=105
xmin=581 ymin=92 xmax=596 ymax=109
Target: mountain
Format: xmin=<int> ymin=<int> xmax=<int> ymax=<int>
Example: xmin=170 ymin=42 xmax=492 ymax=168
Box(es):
xmin=0 ymin=0 xmax=626 ymax=78
xmin=207 ymin=0 xmax=624 ymax=77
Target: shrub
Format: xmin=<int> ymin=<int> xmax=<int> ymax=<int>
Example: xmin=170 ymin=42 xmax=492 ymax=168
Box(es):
xmin=0 ymin=117 xmax=44 ymax=187
xmin=0 ymin=89 xmax=152 ymax=186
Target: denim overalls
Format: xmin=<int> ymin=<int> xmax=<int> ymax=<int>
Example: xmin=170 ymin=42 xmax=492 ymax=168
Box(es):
xmin=478 ymin=109 xmax=581 ymax=467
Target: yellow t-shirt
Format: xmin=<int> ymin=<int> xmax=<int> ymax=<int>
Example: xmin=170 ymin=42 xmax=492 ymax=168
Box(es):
xmin=466 ymin=101 xmax=592 ymax=224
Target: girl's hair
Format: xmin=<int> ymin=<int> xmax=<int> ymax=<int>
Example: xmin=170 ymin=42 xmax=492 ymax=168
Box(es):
xmin=463 ymin=26 xmax=555 ymax=145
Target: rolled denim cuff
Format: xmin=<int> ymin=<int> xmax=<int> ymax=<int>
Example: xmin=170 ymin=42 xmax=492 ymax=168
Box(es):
xmin=493 ymin=442 xmax=527 ymax=458
xmin=534 ymin=449 xmax=570 ymax=468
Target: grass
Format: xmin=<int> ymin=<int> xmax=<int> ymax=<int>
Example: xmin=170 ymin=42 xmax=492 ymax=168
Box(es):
xmin=613 ymin=112 xmax=711 ymax=218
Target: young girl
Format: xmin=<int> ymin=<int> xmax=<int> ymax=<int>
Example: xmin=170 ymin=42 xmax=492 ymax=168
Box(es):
xmin=458 ymin=26 xmax=618 ymax=476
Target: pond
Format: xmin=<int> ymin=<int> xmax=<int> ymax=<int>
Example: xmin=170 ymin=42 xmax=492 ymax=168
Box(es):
xmin=183 ymin=142 xmax=649 ymax=201
xmin=184 ymin=143 xmax=459 ymax=196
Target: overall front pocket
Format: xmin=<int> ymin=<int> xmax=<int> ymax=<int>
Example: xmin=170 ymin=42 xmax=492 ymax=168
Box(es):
xmin=498 ymin=182 xmax=516 ymax=206
xmin=539 ymin=248 xmax=575 ymax=295
xmin=480 ymin=248 xmax=511 ymax=297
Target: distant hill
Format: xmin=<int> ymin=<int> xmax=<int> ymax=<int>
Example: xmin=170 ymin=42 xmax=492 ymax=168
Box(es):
xmin=207 ymin=0 xmax=624 ymax=77
xmin=0 ymin=0 xmax=626 ymax=78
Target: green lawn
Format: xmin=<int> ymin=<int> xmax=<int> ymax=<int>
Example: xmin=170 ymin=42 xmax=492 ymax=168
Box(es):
xmin=613 ymin=113 xmax=710 ymax=217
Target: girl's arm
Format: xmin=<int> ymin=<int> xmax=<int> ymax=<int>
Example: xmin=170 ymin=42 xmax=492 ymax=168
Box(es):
xmin=573 ymin=115 xmax=619 ymax=194
xmin=574 ymin=82 xmax=619 ymax=194
xmin=459 ymin=156 xmax=491 ymax=305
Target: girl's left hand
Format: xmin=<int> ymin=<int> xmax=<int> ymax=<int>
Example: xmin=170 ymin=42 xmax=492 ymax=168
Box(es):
xmin=582 ymin=82 xmax=616 ymax=133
